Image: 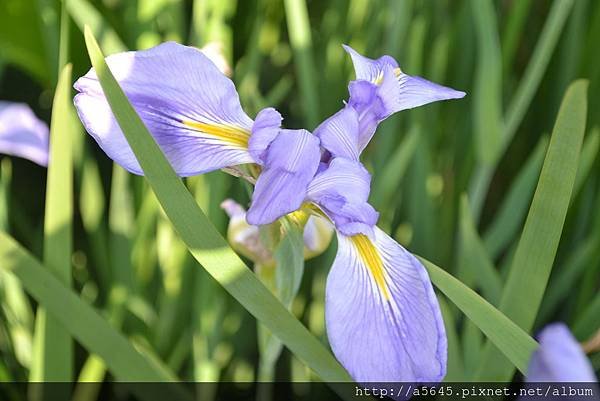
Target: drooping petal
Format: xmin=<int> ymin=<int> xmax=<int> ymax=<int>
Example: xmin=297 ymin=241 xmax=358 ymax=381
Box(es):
xmin=307 ymin=157 xmax=378 ymax=235
xmin=526 ymin=323 xmax=597 ymax=382
xmin=314 ymin=107 xmax=360 ymax=161
xmin=326 ymin=226 xmax=447 ymax=383
xmin=74 ymin=42 xmax=257 ymax=176
xmin=0 ymin=102 xmax=49 ymax=166
xmin=246 ymin=129 xmax=320 ymax=225
xmin=248 ymin=107 xmax=282 ymax=165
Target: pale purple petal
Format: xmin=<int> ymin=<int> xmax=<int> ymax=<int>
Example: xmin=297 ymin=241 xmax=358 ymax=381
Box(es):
xmin=248 ymin=107 xmax=282 ymax=165
xmin=347 ymin=80 xmax=387 ymax=151
xmin=74 ymin=42 xmax=255 ymax=176
xmin=314 ymin=107 xmax=360 ymax=161
xmin=326 ymin=227 xmax=447 ymax=383
xmin=303 ymin=215 xmax=333 ymax=253
xmin=0 ymin=102 xmax=49 ymax=166
xmin=381 ymin=65 xmax=466 ymax=114
xmin=307 ymin=157 xmax=378 ymax=235
xmin=342 ymin=44 xmax=398 ymax=83
xmin=526 ymin=323 xmax=596 ymax=382
xmin=246 ymin=129 xmax=320 ymax=225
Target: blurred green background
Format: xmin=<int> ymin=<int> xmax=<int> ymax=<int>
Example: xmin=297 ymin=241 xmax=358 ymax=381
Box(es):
xmin=0 ymin=0 xmax=599 ymax=399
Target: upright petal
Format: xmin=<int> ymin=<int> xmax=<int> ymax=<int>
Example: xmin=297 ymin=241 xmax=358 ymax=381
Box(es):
xmin=303 ymin=215 xmax=334 ymax=259
xmin=342 ymin=44 xmax=398 ymax=83
xmin=307 ymin=157 xmax=378 ymax=235
xmin=246 ymin=129 xmax=320 ymax=225
xmin=526 ymin=323 xmax=597 ymax=382
xmin=74 ymin=42 xmax=256 ymax=176
xmin=326 ymin=226 xmax=446 ymax=383
xmin=248 ymin=107 xmax=282 ymax=165
xmin=314 ymin=107 xmax=360 ymax=161
xmin=0 ymin=102 xmax=49 ymax=166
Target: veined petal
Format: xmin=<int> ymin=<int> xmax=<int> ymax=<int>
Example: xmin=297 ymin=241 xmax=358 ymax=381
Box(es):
xmin=307 ymin=157 xmax=378 ymax=235
xmin=74 ymin=41 xmax=255 ymax=176
xmin=248 ymin=107 xmax=282 ymax=165
xmin=526 ymin=323 xmax=597 ymax=382
xmin=314 ymin=107 xmax=360 ymax=161
xmin=326 ymin=227 xmax=447 ymax=383
xmin=342 ymin=44 xmax=398 ymax=84
xmin=246 ymin=129 xmax=320 ymax=225
xmin=0 ymin=102 xmax=49 ymax=166
xmin=381 ymin=65 xmax=466 ymax=114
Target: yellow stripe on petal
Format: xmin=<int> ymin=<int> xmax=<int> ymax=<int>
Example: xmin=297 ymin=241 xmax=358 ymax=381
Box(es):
xmin=351 ymin=234 xmax=390 ymax=299
xmin=183 ymin=120 xmax=250 ymax=148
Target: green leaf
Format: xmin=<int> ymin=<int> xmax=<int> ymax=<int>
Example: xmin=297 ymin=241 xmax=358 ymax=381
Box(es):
xmin=66 ymin=0 xmax=126 ymax=54
xmin=421 ymin=258 xmax=538 ymax=374
xmin=482 ymin=135 xmax=548 ymax=259
xmin=283 ymin=0 xmax=319 ymax=128
xmin=370 ymin=125 xmax=420 ymax=210
xmin=476 ymin=80 xmax=588 ymax=381
xmin=458 ymin=195 xmax=502 ymax=305
xmin=0 ymin=232 xmax=191 ymax=401
xmin=274 ymin=217 xmax=305 ymax=310
xmin=30 ymin=64 xmax=74 ymax=382
xmin=471 ymin=0 xmax=503 ymax=166
xmin=82 ymin=26 xmax=352 ymax=387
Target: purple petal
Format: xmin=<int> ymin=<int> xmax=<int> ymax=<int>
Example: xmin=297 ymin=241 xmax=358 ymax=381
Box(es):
xmin=347 ymin=80 xmax=387 ymax=151
xmin=383 ymin=66 xmax=466 ymax=113
xmin=326 ymin=227 xmax=447 ymax=383
xmin=307 ymin=157 xmax=378 ymax=235
xmin=246 ymin=129 xmax=320 ymax=225
xmin=248 ymin=107 xmax=282 ymax=165
xmin=74 ymin=42 xmax=255 ymax=176
xmin=342 ymin=44 xmax=398 ymax=83
xmin=526 ymin=323 xmax=596 ymax=382
xmin=0 ymin=102 xmax=49 ymax=166
xmin=314 ymin=107 xmax=360 ymax=161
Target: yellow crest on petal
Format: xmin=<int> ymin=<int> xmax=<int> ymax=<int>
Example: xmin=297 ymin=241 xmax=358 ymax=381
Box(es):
xmin=183 ymin=120 xmax=250 ymax=148
xmin=351 ymin=234 xmax=390 ymax=300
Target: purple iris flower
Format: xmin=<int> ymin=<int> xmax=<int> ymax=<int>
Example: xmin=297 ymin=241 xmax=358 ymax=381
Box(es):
xmin=526 ymin=323 xmax=597 ymax=382
xmin=74 ymin=42 xmax=466 ymax=385
xmin=73 ymin=42 xmax=317 ymax=223
xmin=342 ymin=45 xmax=465 ymax=152
xmin=0 ymin=101 xmax=49 ymax=166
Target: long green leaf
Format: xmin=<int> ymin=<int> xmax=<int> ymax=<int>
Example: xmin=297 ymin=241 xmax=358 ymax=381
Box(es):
xmin=0 ymin=232 xmax=191 ymax=401
xmin=476 ymin=80 xmax=588 ymax=381
xmin=421 ymin=259 xmax=537 ymax=374
xmin=30 ymin=64 xmax=74 ymax=382
xmin=82 ymin=27 xmax=352 ymax=387
xmin=471 ymin=0 xmax=503 ymax=166
xmin=284 ymin=0 xmax=319 ymax=128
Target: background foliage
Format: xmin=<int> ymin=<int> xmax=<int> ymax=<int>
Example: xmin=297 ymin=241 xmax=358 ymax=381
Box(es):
xmin=0 ymin=0 xmax=598 ymax=399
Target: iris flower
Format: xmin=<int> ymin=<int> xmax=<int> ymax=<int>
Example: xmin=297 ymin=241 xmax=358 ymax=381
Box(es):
xmin=0 ymin=101 xmax=49 ymax=166
xmin=74 ymin=42 xmax=465 ymax=384
xmin=526 ymin=323 xmax=597 ymax=382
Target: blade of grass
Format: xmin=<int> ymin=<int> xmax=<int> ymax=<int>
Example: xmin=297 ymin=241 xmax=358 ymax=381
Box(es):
xmin=284 ymin=0 xmax=319 ymax=128
xmin=482 ymin=135 xmax=549 ymax=259
xmin=0 ymin=232 xmax=192 ymax=401
xmin=458 ymin=195 xmax=502 ymax=305
xmin=476 ymin=80 xmax=588 ymax=381
xmin=469 ymin=0 xmax=575 ymax=219
xmin=66 ymin=0 xmax=126 ymax=54
xmin=421 ymin=258 xmax=537 ymax=374
xmin=83 ymin=26 xmax=352 ymax=387
xmin=471 ymin=0 xmax=503 ymax=166
xmin=30 ymin=64 xmax=74 ymax=382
